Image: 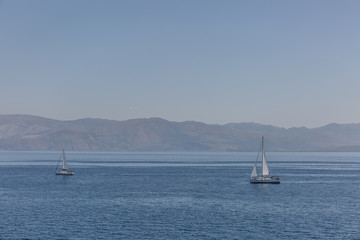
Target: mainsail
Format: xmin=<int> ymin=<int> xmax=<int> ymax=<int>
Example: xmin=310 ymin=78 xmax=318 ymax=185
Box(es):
xmin=62 ymin=149 xmax=69 ymax=170
xmin=261 ymin=137 xmax=270 ymax=176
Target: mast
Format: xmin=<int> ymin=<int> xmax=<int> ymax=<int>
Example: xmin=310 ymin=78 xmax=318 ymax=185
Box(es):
xmin=262 ymin=137 xmax=270 ymax=176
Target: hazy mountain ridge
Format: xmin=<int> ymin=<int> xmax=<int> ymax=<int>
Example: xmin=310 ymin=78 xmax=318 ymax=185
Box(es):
xmin=0 ymin=114 xmax=360 ymax=151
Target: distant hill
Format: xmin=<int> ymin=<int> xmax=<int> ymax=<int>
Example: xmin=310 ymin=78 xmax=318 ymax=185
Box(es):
xmin=0 ymin=114 xmax=360 ymax=151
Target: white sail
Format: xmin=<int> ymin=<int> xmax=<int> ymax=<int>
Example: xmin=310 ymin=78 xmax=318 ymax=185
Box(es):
xmin=251 ymin=164 xmax=258 ymax=177
xmin=250 ymin=141 xmax=261 ymax=177
xmin=62 ymin=149 xmax=69 ymax=170
xmin=262 ymin=152 xmax=270 ymax=176
xmin=261 ymin=137 xmax=270 ymax=176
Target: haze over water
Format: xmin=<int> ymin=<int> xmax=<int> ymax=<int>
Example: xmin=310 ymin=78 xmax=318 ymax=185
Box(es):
xmin=0 ymin=151 xmax=359 ymax=239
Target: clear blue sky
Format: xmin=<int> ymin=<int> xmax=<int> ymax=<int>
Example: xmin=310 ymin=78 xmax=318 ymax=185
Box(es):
xmin=1 ymin=0 xmax=360 ymax=128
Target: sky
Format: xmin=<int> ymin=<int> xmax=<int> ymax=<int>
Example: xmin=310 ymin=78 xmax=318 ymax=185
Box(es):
xmin=1 ymin=0 xmax=360 ymax=128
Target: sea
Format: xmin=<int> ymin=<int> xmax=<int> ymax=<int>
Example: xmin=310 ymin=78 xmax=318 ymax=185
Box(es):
xmin=0 ymin=151 xmax=359 ymax=239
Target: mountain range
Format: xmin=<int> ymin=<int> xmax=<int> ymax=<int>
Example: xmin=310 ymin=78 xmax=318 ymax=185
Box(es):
xmin=1 ymin=114 xmax=360 ymax=151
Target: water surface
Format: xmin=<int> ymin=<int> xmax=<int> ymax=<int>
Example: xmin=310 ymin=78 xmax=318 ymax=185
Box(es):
xmin=0 ymin=152 xmax=359 ymax=239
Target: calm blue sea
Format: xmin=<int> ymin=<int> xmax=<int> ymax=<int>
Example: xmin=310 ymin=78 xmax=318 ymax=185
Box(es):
xmin=0 ymin=151 xmax=359 ymax=239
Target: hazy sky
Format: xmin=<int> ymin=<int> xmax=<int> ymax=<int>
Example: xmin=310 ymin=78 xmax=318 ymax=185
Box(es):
xmin=1 ymin=0 xmax=360 ymax=128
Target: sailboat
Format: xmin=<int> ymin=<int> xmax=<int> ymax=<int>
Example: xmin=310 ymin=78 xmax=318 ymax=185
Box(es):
xmin=250 ymin=137 xmax=280 ymax=184
xmin=55 ymin=149 xmax=74 ymax=175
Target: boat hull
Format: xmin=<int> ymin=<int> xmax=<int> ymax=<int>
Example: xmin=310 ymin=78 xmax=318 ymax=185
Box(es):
xmin=250 ymin=177 xmax=280 ymax=184
xmin=56 ymin=170 xmax=74 ymax=175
